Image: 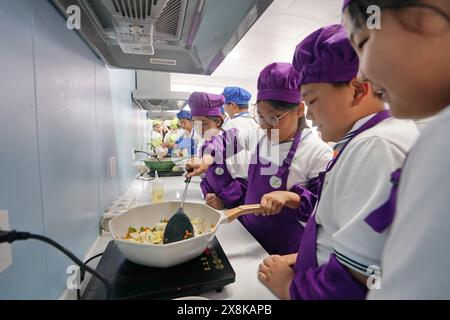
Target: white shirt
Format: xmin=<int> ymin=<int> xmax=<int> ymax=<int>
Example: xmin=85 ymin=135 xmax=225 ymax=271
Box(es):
xmin=413 ymin=115 xmax=438 ymax=132
xmin=315 ymin=115 xmax=419 ymax=275
xmin=163 ymin=129 xmax=183 ymax=144
xmin=223 ymin=112 xmax=259 ymax=129
xmin=256 ymin=128 xmax=333 ymax=190
xmin=220 ymin=114 xmax=260 ymax=180
xmin=179 ymin=129 xmax=201 ymax=144
xmin=369 ymin=106 xmax=450 ymax=299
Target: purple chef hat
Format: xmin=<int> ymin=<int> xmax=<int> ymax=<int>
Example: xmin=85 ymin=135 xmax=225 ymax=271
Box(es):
xmin=257 ymin=62 xmax=301 ymax=104
xmin=188 ymin=92 xmax=225 ymax=117
xmin=293 ymin=24 xmax=359 ymax=87
xmin=342 ymin=0 xmax=352 ymax=11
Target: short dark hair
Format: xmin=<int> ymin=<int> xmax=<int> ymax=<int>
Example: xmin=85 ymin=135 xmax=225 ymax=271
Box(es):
xmin=237 ymin=104 xmax=249 ymax=110
xmin=331 ymin=81 xmax=351 ymax=88
xmin=206 ymin=116 xmax=224 ymax=128
xmin=331 ymin=80 xmax=381 ymax=99
xmin=227 ymin=102 xmax=249 ymax=110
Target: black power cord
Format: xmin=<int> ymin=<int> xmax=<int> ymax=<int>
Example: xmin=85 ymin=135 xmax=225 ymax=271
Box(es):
xmin=83 ymin=253 xmax=104 ymax=269
xmin=77 ymin=253 xmax=104 ymax=300
xmin=0 ymin=230 xmax=111 ymax=300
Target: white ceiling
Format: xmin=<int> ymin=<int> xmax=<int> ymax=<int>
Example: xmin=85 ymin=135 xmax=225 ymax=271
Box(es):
xmin=171 ymin=0 xmax=343 ymax=98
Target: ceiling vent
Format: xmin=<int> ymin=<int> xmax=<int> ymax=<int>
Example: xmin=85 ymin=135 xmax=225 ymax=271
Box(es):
xmin=52 ymin=0 xmax=273 ymax=74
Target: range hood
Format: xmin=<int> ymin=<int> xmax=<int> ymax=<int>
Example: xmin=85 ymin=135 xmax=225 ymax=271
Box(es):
xmin=133 ymin=70 xmax=190 ymax=119
xmin=52 ymin=0 xmax=273 ymax=74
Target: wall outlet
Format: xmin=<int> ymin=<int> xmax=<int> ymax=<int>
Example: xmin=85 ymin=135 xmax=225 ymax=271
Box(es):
xmin=0 ymin=210 xmax=12 ymax=273
xmin=109 ymin=157 xmax=117 ymax=178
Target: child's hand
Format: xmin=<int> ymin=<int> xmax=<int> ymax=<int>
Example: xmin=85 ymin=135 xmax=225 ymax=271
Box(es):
xmin=163 ymin=142 xmax=175 ymax=149
xmin=260 ymin=191 xmax=289 ymax=215
xmin=283 ymin=253 xmax=298 ymax=266
xmin=205 ymin=193 xmax=224 ymax=210
xmin=186 ymin=155 xmax=214 ymax=177
xmin=260 ymin=191 xmax=301 ymax=215
xmin=258 ymin=255 xmax=294 ymax=300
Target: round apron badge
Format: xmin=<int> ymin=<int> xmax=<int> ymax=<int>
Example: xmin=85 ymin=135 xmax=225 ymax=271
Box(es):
xmin=215 ymin=167 xmax=225 ymax=176
xmin=269 ymin=176 xmax=282 ymax=189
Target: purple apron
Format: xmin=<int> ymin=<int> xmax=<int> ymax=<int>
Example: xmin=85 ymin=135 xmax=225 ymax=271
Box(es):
xmin=200 ymin=129 xmax=248 ymax=209
xmin=290 ymin=110 xmax=391 ymax=300
xmin=239 ymin=129 xmax=309 ymax=255
xmin=365 ymin=168 xmax=402 ymax=232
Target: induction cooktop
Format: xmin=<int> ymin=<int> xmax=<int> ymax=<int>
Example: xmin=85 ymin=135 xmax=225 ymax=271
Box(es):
xmin=81 ymin=237 xmax=235 ymax=300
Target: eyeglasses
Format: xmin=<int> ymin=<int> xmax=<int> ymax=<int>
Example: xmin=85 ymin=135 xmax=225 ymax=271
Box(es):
xmin=255 ymin=110 xmax=291 ymax=127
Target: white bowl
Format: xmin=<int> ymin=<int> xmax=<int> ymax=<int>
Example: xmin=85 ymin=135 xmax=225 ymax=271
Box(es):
xmin=109 ymin=201 xmax=221 ymax=268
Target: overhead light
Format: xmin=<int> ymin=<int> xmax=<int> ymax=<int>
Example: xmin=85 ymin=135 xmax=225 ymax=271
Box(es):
xmin=150 ymin=58 xmax=177 ymax=65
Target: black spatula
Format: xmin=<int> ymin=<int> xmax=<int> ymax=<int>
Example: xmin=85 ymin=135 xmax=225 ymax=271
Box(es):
xmin=163 ymin=176 xmax=195 ymax=244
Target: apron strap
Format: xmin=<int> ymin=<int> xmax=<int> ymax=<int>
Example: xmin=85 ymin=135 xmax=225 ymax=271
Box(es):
xmin=276 ymin=129 xmax=304 ymax=178
xmin=328 ymin=110 xmax=391 ymax=173
xmin=255 ymin=128 xmax=308 ymax=176
xmin=365 ymin=168 xmax=402 ymax=233
xmin=294 ymin=213 xmax=319 ymax=271
xmin=190 ymin=130 xmax=196 ymax=157
xmin=317 ymin=110 xmax=392 ymax=200
xmin=297 ymin=110 xmax=392 ymax=271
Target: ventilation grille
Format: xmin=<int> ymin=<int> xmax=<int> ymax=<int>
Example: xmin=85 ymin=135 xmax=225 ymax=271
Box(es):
xmin=111 ymin=0 xmax=153 ymax=20
xmin=155 ymin=0 xmax=183 ymax=37
xmin=85 ymin=0 xmax=187 ymax=41
xmin=134 ymin=98 xmax=187 ymax=111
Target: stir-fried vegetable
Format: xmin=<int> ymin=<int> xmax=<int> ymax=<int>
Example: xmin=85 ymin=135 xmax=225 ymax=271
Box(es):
xmin=122 ymin=217 xmax=213 ymax=245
